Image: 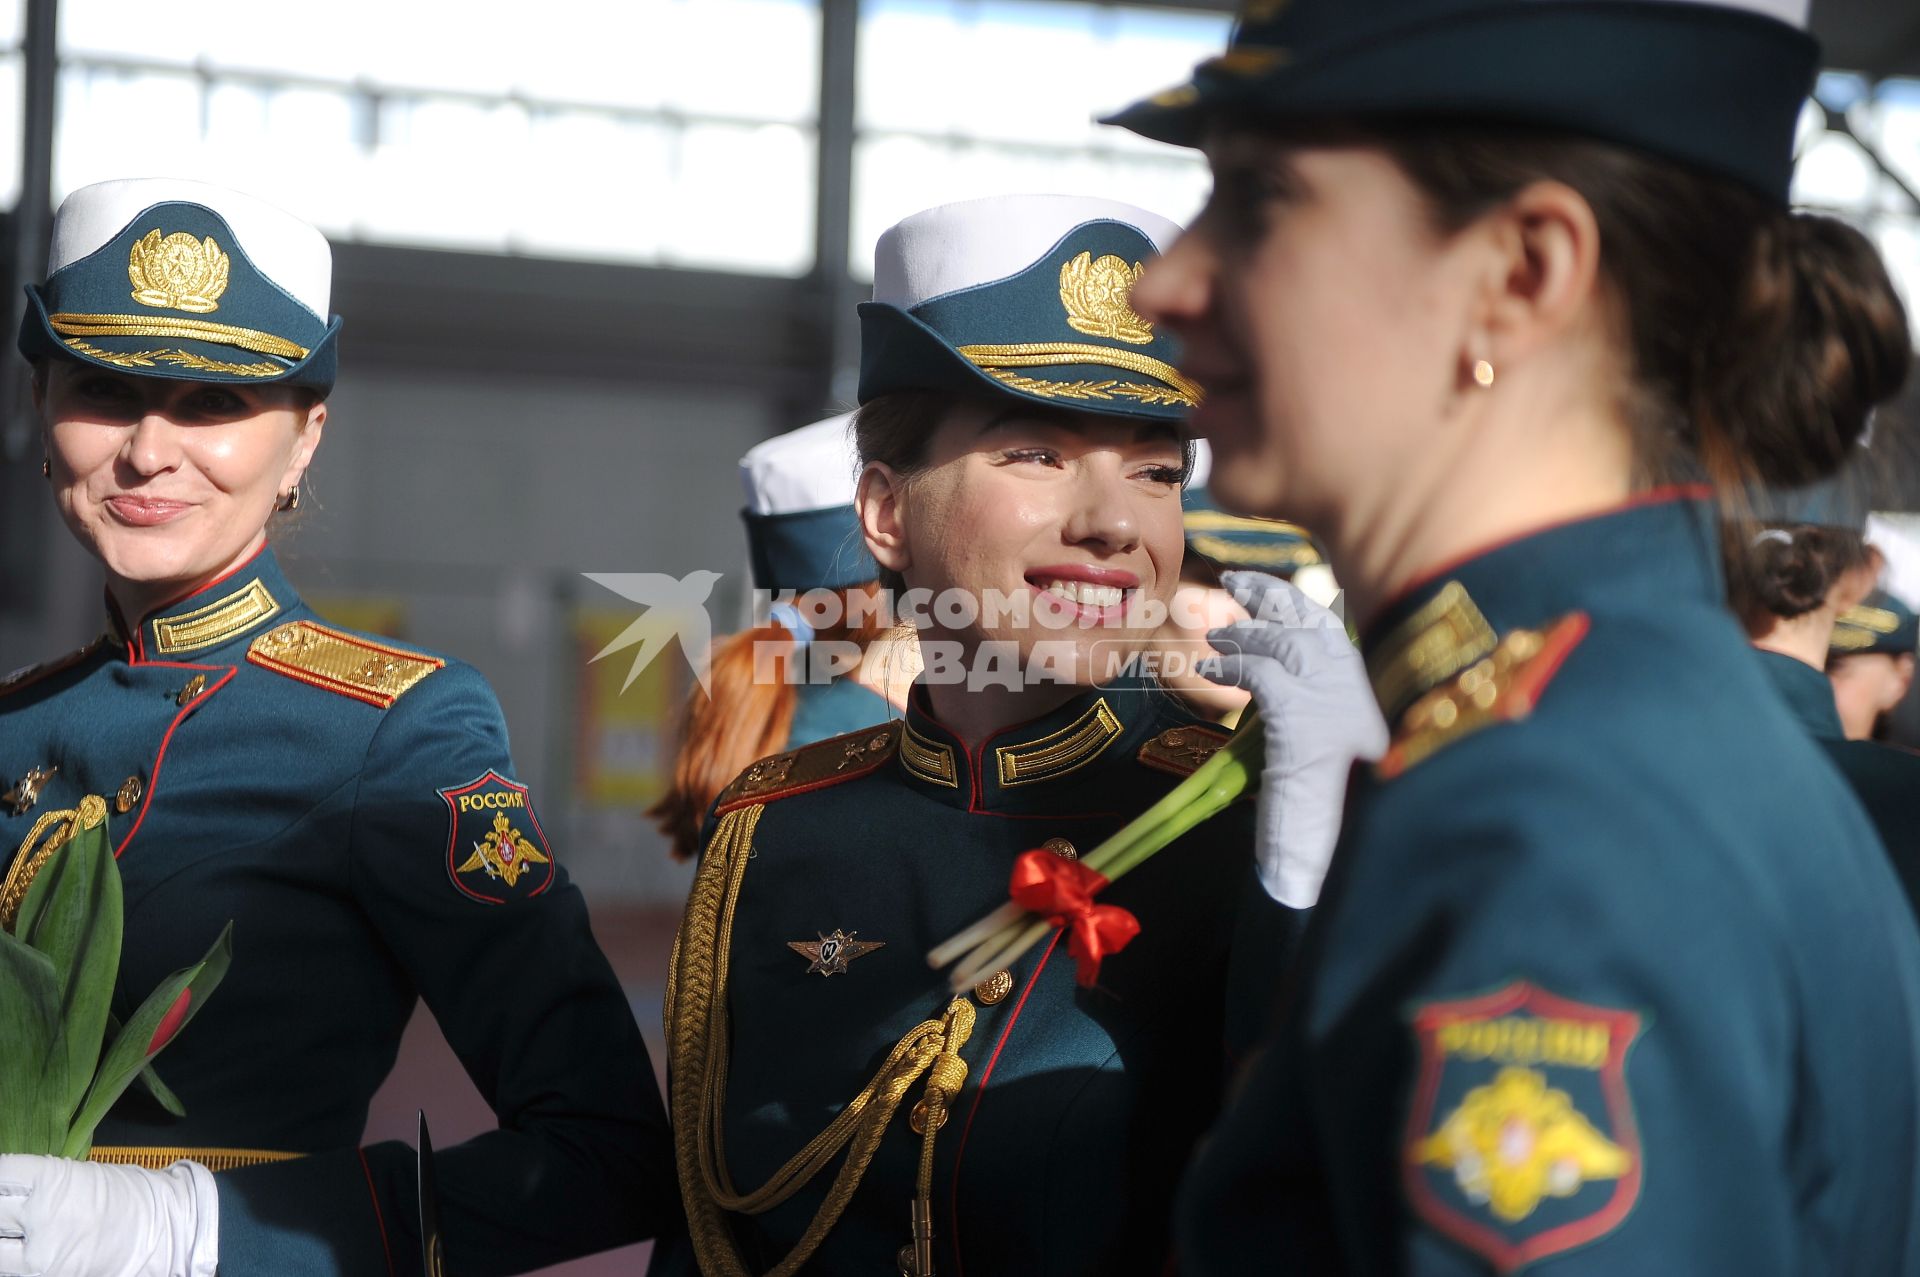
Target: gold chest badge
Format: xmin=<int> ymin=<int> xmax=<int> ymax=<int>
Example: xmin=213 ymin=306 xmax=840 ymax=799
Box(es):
xmin=787 ymin=928 xmax=885 ymax=977
xmin=128 ymin=230 xmax=231 ymax=313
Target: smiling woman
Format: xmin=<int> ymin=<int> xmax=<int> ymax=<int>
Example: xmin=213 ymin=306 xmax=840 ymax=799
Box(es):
xmin=0 ymin=179 xmax=675 ymax=1277
xmin=658 ymin=195 xmax=1299 ymax=1277
xmin=39 ymin=367 xmax=323 ymax=617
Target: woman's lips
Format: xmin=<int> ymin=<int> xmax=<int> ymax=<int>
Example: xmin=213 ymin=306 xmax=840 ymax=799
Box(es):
xmin=104 ymin=496 xmax=192 ymax=527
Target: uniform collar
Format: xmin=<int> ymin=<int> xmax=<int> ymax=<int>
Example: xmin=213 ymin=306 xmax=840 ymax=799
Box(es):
xmin=110 ymin=543 xmax=297 ymax=663
xmin=898 ymin=675 xmax=1168 ymax=814
xmin=1362 ymin=487 xmax=1720 ymax=723
xmin=1752 ymin=648 xmax=1846 ymax=742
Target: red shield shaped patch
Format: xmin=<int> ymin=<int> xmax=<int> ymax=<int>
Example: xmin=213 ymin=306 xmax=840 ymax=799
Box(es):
xmin=440 ymin=771 xmax=555 ymax=904
xmin=1403 ymin=981 xmax=1644 ymax=1273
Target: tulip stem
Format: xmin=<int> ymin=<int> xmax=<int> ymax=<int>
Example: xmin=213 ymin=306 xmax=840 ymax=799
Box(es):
xmin=926 ymin=711 xmax=1265 ymax=987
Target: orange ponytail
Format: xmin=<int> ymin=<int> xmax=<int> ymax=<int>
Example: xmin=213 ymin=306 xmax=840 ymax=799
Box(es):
xmin=649 ymin=583 xmax=897 ymax=859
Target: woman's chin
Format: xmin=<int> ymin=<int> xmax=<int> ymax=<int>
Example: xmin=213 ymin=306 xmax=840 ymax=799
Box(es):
xmin=95 ymin=538 xmax=217 ymax=598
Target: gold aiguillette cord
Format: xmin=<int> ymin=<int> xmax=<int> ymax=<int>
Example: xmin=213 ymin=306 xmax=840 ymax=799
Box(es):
xmin=668 ymin=804 xmax=975 ymax=1277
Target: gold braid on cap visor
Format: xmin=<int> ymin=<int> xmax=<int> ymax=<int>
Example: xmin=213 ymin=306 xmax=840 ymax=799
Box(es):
xmin=956 ymin=341 xmax=1204 ymax=407
xmin=48 ymin=313 xmax=309 ymax=360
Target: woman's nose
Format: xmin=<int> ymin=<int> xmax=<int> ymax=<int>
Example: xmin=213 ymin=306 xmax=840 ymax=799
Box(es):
xmin=1062 ymin=465 xmax=1141 ymax=554
xmin=123 ymin=411 xmax=185 ymax=477
xmin=1133 ymin=227 xmax=1213 ymax=330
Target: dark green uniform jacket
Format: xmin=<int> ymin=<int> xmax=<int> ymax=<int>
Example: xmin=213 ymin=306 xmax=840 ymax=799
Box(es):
xmin=1177 ymin=493 xmax=1920 ymax=1275
xmin=0 ymin=546 xmax=674 ymax=1276
xmin=1754 ymin=647 xmax=1920 ymax=919
xmin=658 ymin=677 xmax=1291 ymax=1276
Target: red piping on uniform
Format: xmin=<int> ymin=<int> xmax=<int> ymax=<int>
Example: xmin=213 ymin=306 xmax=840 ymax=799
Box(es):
xmin=116 ymin=540 xmax=271 ymax=665
xmin=909 ymin=693 xmax=1130 ymax=816
xmin=358 ymin=1147 xmax=396 ymax=1277
xmin=1364 ymin=483 xmax=1713 ymax=639
xmin=145 ymin=539 xmax=269 ymax=616
xmin=115 ymin=662 xmax=232 ymax=857
xmin=948 ymin=929 xmax=1065 ymax=1277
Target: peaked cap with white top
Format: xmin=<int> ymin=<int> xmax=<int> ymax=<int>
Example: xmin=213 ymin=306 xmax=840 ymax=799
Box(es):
xmin=858 ymin=194 xmax=1199 ymax=422
xmin=19 ymin=178 xmax=342 ymax=393
xmin=740 ymin=413 xmax=879 ymax=593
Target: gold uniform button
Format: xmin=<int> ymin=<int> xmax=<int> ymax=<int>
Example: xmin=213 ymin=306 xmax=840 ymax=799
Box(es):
xmin=176 ymin=674 xmax=208 ymax=706
xmin=115 ymin=775 xmax=144 ymax=814
xmin=909 ymin=1097 xmax=947 ymax=1135
xmin=1042 ymin=836 xmax=1077 ymax=861
xmin=973 ymin=969 xmax=1014 ymax=1006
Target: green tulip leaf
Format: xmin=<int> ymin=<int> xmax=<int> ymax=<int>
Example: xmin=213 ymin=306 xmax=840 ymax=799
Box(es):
xmin=16 ymin=814 xmax=123 ymax=1124
xmin=63 ymin=922 xmax=233 ymax=1158
xmin=0 ymin=930 xmax=63 ymax=1153
xmin=103 ymin=1011 xmax=189 ymax=1118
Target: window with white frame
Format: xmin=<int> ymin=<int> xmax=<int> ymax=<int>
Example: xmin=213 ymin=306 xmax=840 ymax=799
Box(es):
xmin=851 ymin=0 xmax=1228 ymax=279
xmin=55 ymin=0 xmax=822 ymax=275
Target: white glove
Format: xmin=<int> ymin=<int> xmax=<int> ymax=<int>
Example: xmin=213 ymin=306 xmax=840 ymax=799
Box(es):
xmin=0 ymin=1155 xmax=217 ymax=1277
xmin=1205 ymin=571 xmax=1390 ymax=909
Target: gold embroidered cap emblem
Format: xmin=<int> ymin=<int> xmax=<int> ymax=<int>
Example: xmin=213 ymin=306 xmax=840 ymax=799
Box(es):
xmin=787 ymin=928 xmax=885 ymax=977
xmin=1058 ymin=252 xmax=1153 ymax=345
xmin=128 ymin=231 xmax=231 ymax=313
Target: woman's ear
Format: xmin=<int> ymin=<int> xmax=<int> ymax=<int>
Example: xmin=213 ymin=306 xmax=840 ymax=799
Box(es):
xmin=1470 ymin=179 xmax=1604 ymax=371
xmin=857 ymin=461 xmax=911 ymax=574
xmin=281 ymin=400 xmax=327 ymax=493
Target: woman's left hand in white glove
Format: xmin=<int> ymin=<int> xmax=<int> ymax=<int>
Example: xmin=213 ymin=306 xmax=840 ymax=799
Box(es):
xmin=0 ymin=1154 xmax=217 ymax=1277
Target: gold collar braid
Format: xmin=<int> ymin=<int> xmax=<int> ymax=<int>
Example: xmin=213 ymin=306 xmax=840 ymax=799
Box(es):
xmin=667 ymin=804 xmax=975 ymax=1276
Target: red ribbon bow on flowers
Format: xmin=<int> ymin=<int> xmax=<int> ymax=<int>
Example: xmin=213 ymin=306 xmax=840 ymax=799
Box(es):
xmin=1008 ymin=849 xmax=1141 ymax=988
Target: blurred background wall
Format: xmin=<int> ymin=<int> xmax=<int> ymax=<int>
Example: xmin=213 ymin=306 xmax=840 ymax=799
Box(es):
xmin=3 ymin=2 xmax=1920 ymax=1271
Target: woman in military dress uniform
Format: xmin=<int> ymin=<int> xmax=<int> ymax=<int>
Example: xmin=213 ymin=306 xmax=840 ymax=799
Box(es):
xmin=651 ymin=413 xmax=913 ymax=860
xmin=1830 ymin=588 xmax=1919 ymax=742
xmin=1110 ymin=0 xmax=1920 ymax=1271
xmin=0 ymin=180 xmax=671 ymax=1276
xmin=1736 ymin=523 xmax=1920 ymax=916
xmin=657 ymin=195 xmax=1339 ymax=1277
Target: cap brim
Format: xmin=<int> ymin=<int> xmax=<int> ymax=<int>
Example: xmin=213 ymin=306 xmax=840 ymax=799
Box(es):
xmin=18 ymin=285 xmax=340 ymax=394
xmin=1102 ymin=4 xmax=1815 ymax=202
xmin=857 ymin=303 xmax=1195 ymax=423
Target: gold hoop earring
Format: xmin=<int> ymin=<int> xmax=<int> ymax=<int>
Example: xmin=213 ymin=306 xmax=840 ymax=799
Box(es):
xmin=279 ymin=484 xmax=301 ymax=512
xmin=1472 ymin=359 xmax=1496 ymax=388
xmin=41 ymin=457 xmax=50 ymax=478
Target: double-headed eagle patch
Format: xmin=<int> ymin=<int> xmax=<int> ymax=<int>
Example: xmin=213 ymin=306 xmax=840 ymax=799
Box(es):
xmin=1403 ymin=981 xmax=1644 ymax=1272
xmin=439 ymin=770 xmax=555 ymax=904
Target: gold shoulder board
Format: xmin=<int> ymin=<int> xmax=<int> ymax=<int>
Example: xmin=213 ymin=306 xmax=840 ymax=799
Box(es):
xmin=0 ymin=636 xmax=107 ymax=700
xmin=247 ymin=621 xmax=444 ymax=710
xmin=1137 ymin=723 xmax=1232 ymax=778
xmin=1378 ymin=612 xmax=1590 ymax=780
xmin=715 ymin=721 xmax=902 ymax=813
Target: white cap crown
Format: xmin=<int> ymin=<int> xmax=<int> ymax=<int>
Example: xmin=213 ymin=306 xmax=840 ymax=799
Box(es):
xmin=872 ymin=194 xmax=1182 ymax=310
xmin=740 ymin=413 xmax=863 ymax=516
xmin=50 ymin=178 xmax=332 ymax=319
